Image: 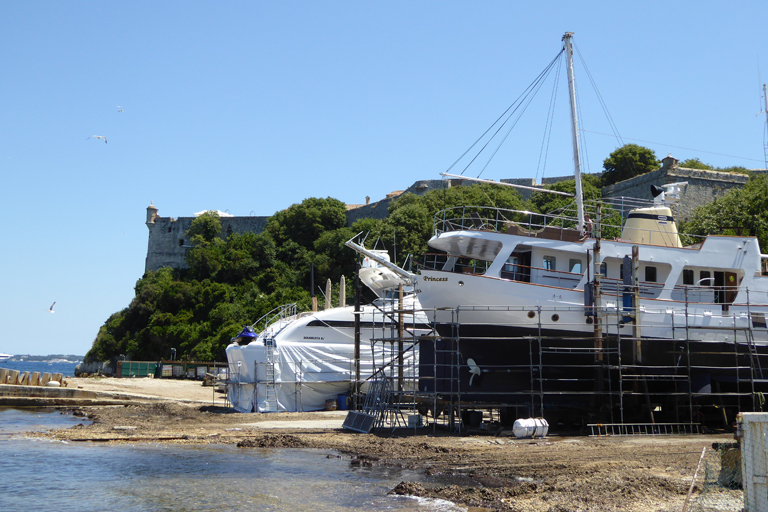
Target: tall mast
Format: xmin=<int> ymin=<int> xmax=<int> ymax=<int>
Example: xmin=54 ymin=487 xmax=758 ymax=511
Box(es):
xmin=763 ymin=84 xmax=768 ymax=169
xmin=762 ymin=84 xmax=768 ymax=195
xmin=563 ymin=32 xmax=585 ymax=231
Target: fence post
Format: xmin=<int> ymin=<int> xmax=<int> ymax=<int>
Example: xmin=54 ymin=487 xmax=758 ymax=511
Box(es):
xmin=738 ymin=412 xmax=768 ymax=511
xmin=682 ymin=447 xmax=706 ymax=512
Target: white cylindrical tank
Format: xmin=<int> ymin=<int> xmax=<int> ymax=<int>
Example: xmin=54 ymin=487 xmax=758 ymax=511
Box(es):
xmin=512 ymin=417 xmax=549 ymax=438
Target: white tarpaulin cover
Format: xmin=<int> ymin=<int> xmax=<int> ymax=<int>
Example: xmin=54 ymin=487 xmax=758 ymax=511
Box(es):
xmin=226 ymin=336 xmax=416 ymax=413
xmin=226 ymin=251 xmax=425 ymax=414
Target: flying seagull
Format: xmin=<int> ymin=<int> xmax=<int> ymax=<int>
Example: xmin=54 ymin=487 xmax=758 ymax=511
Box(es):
xmin=87 ymin=135 xmax=107 ymax=144
xmin=47 ymin=302 xmax=55 ymax=313
xmin=117 ymin=106 xmax=123 ymax=112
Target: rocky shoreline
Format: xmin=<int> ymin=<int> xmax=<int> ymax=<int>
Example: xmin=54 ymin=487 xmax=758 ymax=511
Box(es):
xmin=26 ymin=378 xmax=729 ymax=511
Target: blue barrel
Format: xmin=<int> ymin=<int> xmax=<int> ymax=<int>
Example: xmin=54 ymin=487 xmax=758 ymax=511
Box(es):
xmin=337 ymin=394 xmax=349 ymax=411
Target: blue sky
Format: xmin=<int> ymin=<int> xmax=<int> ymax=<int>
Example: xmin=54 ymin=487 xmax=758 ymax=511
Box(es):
xmin=2 ymin=1 xmax=767 ymax=356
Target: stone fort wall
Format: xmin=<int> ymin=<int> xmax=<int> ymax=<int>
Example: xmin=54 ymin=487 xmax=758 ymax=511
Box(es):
xmin=145 ymin=158 xmax=763 ymax=273
xmin=144 ymin=205 xmax=269 ymax=273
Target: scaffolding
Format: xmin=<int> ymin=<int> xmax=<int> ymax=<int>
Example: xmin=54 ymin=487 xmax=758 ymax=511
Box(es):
xmin=356 ymin=292 xmax=768 ymax=435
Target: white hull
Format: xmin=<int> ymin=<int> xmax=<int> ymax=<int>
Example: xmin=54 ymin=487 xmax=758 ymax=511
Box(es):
xmin=226 ymin=297 xmax=429 ymax=413
xmin=418 ymin=233 xmax=768 ymax=350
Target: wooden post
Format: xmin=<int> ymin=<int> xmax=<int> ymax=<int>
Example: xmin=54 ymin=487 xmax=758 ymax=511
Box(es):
xmin=682 ymin=447 xmax=706 ymax=512
xmin=311 ymin=263 xmax=317 ymax=312
xmin=353 ymin=260 xmax=361 ymax=410
xmin=398 ymin=284 xmax=404 ymax=392
xmin=633 ymin=245 xmax=642 ymax=363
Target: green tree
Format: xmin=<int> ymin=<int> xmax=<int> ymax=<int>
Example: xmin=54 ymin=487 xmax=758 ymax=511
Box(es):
xmin=187 ymin=211 xmax=223 ymax=243
xmin=679 ymin=158 xmax=712 ymax=170
xmin=265 ymin=197 xmax=347 ymax=251
xmin=528 ymin=174 xmax=603 ymax=216
xmin=601 ymin=144 xmax=659 ymax=186
xmin=681 ymin=174 xmax=768 ymax=248
xmin=527 ymin=174 xmax=622 ymax=238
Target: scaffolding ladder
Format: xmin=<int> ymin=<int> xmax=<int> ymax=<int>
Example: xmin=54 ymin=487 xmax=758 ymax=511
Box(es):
xmin=263 ymin=338 xmax=278 ymax=412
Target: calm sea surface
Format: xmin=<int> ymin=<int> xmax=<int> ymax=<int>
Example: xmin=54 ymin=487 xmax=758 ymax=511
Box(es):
xmin=0 ymin=408 xmax=463 ymax=511
xmin=1 ymin=360 xmax=80 ymax=377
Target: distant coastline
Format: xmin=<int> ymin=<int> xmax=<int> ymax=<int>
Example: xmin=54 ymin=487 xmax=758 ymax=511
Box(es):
xmin=3 ymin=354 xmax=83 ymax=363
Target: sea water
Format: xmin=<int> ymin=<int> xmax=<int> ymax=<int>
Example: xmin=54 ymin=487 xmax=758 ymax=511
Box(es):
xmin=0 ymin=409 xmax=464 ymax=511
xmin=0 ymin=360 xmax=79 ymax=377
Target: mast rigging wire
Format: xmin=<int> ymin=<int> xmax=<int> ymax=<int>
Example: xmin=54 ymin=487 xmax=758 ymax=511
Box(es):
xmin=475 ymin=59 xmax=561 ymax=178
xmin=444 ymin=49 xmax=565 ymax=177
xmin=536 ymin=53 xmax=562 ymax=183
xmin=574 ymin=43 xmax=624 ymax=148
xmin=580 ymin=129 xmax=764 ymax=163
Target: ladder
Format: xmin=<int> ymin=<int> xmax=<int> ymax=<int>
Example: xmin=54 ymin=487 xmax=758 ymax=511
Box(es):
xmin=746 ymin=327 xmax=765 ymax=381
xmin=263 ymin=337 xmax=278 ymax=412
xmin=343 ymin=375 xmax=399 ymax=433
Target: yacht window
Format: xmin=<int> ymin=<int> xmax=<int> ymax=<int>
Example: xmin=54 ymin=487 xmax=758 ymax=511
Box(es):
xmin=645 ymin=266 xmax=657 ymax=283
xmin=600 ymin=262 xmax=607 ymax=276
xmin=700 ymin=270 xmax=712 ymax=286
xmin=683 ymin=269 xmax=694 ymax=285
xmin=543 ymin=256 xmax=556 ymax=271
xmin=619 ymin=264 xmax=623 ymax=280
xmin=501 ymin=255 xmax=518 ymax=280
xmin=501 ymin=251 xmax=531 ymax=282
xmin=569 ymin=259 xmax=583 ymax=274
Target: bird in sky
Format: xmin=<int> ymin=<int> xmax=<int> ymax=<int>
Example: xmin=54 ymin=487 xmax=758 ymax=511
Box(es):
xmin=47 ymin=302 xmax=55 ymax=313
xmin=117 ymin=106 xmax=123 ymax=112
xmin=87 ymin=135 xmax=107 ymax=144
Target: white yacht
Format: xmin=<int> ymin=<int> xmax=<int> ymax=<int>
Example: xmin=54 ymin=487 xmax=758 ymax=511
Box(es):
xmin=413 ymin=33 xmax=768 ymax=424
xmin=0 ymin=353 xmax=12 ymax=363
xmin=226 ymin=247 xmax=430 ymax=413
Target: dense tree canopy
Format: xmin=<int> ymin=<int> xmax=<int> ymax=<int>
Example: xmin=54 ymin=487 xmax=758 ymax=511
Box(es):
xmin=601 ymin=144 xmax=659 ymax=186
xmin=678 ymin=158 xmax=712 ymax=170
xmin=87 ymin=199 xmax=349 ymax=363
xmin=678 ymin=157 xmax=750 ymax=174
xmin=527 ymin=174 xmax=622 ymax=238
xmin=681 ymin=174 xmax=768 ymax=248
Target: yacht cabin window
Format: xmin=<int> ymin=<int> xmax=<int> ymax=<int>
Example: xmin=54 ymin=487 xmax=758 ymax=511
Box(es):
xmin=645 ymin=266 xmax=657 ymax=283
xmin=700 ymin=270 xmax=712 ymax=286
xmin=600 ymin=262 xmax=607 ymax=276
xmin=501 ymin=251 xmax=531 ymax=282
xmin=569 ymin=259 xmax=583 ymax=274
xmin=543 ymin=256 xmax=556 ymax=271
xmin=683 ymin=269 xmax=694 ymax=285
xmin=501 ymin=255 xmax=518 ymax=280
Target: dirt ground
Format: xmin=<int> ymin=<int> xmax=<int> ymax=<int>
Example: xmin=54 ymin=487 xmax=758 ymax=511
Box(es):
xmin=31 ymin=377 xmax=734 ymax=511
